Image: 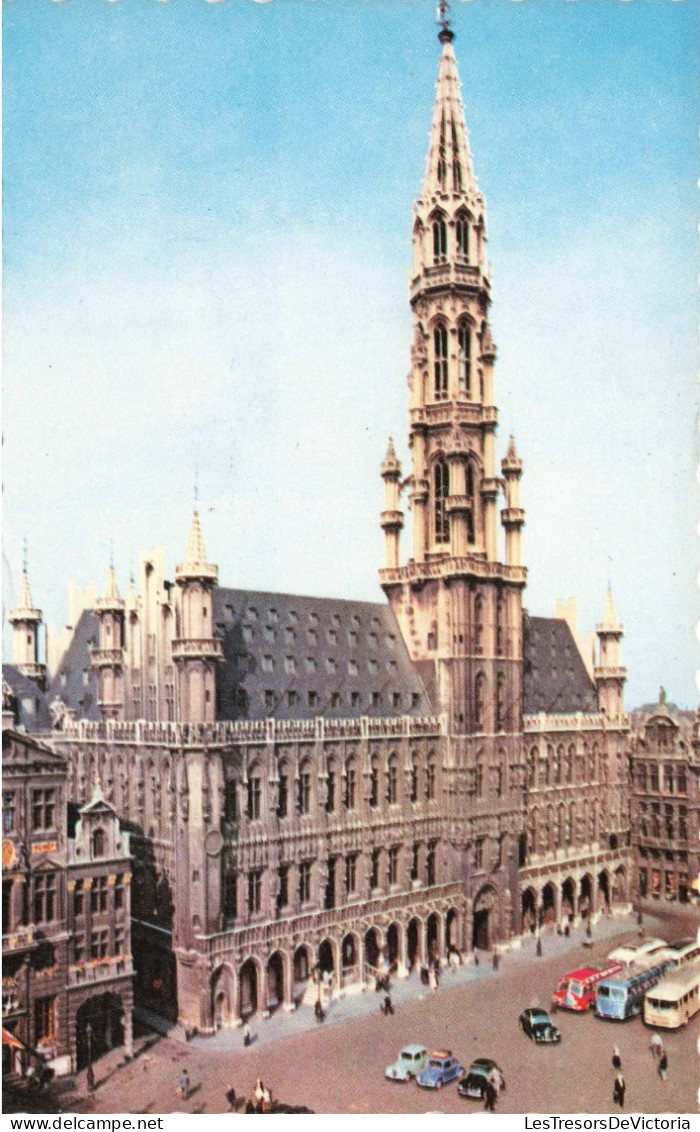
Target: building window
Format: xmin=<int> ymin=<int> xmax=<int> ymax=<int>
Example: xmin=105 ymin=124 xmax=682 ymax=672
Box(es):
xmin=393 ymin=692 xmax=401 ymax=710
xmin=277 ymin=866 xmax=288 ymax=910
xmin=264 ymin=690 xmax=275 ymax=711
xmin=74 ymin=934 xmax=86 ymax=964
xmin=388 ymin=846 xmax=400 ymax=886
xmin=475 ymin=673 xmax=486 ymax=729
xmin=410 ymin=760 xmax=419 ymax=804
xmin=92 ymin=829 xmax=105 ymax=858
xmin=247 ymin=776 xmax=261 ymax=821
xmin=369 ymin=763 xmax=379 ymax=808
xmin=457 ymin=320 xmax=471 ymax=397
xmin=91 ymin=928 xmax=109 ymax=959
xmin=224 ymin=873 xmax=237 ymax=920
xmin=248 ymin=871 xmax=262 ymax=914
xmin=426 ymin=761 xmax=436 ymax=801
xmin=496 ymin=673 xmax=506 ymax=730
xmin=345 ymin=855 xmax=357 ymax=894
xmin=426 ymin=843 xmax=436 ymax=886
xmin=345 ymin=764 xmax=356 ymax=810
xmin=677 ymin=768 xmax=687 ymax=795
xmin=73 ymin=880 xmax=85 ymax=917
xmin=287 ymin=690 xmax=298 ymax=708
xmin=679 ymin=806 xmax=688 ymax=840
xmin=433 ymin=324 xmax=449 ymax=400
xmin=298 ymin=768 xmax=311 ymax=816
xmin=308 ymin=690 xmax=318 ymax=710
xmin=91 ymin=876 xmax=108 ymax=914
xmin=277 ymin=768 xmax=289 ymax=819
xmin=34 ymin=997 xmax=56 ymax=1044
xmin=114 ymin=875 xmax=125 ymax=910
xmin=298 ymin=862 xmax=312 ymax=904
xmin=326 ymin=766 xmax=336 ymax=813
xmin=32 ymin=789 xmax=56 ymax=831
xmin=3 ymin=793 xmax=15 ymax=833
xmin=370 ymin=848 xmax=380 ymax=889
xmin=432 ymin=215 xmax=447 ymax=263
xmin=331 ymin=692 xmax=341 ymax=710
xmin=475 ymin=763 xmax=483 ymax=797
xmin=351 ymin=691 xmax=360 ymax=710
xmin=434 ymin=459 xmax=450 ymax=542
xmin=474 ymin=838 xmax=484 ymax=870
xmin=387 ymin=759 xmax=399 ymax=805
xmin=650 ymin=766 xmax=659 ymax=792
xmin=224 ymin=780 xmax=238 ymax=822
xmin=34 ymin=874 xmax=56 ymax=923
xmin=474 ymin=596 xmax=484 ymax=653
xmin=411 ymin=844 xmax=419 ymax=881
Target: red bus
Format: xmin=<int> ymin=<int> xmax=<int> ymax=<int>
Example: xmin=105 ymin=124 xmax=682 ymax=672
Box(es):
xmin=552 ymin=961 xmax=622 ymax=1012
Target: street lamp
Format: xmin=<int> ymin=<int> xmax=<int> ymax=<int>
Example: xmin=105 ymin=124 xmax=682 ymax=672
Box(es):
xmin=85 ymin=1022 xmax=95 ymax=1092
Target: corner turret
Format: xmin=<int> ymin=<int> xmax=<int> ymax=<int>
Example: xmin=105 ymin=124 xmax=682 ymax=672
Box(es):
xmin=92 ymin=564 xmax=126 ymax=720
xmin=594 ymin=587 xmax=626 ymax=720
xmin=172 ymin=510 xmax=223 ymax=722
xmin=9 ymin=556 xmax=47 ymax=690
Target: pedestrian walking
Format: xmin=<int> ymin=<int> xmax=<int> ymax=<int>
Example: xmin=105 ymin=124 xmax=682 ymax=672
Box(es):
xmin=382 ymin=992 xmax=394 ymax=1015
xmin=658 ymin=1051 xmax=668 ymax=1081
xmin=242 ymin=1020 xmax=251 ymax=1047
xmin=536 ymin=937 xmax=542 ymax=957
xmin=473 ymin=950 xmax=480 ymax=967
xmin=613 ymin=1073 xmax=625 ymax=1108
xmin=484 ymin=1079 xmax=497 ymax=1112
xmin=612 ymin=1046 xmax=622 ymax=1070
xmin=492 ymin=950 xmax=500 ymax=971
xmin=178 ymin=1069 xmax=190 ymax=1102
xmin=650 ymin=1033 xmax=663 ymax=1059
xmin=226 ymin=1085 xmax=237 ymax=1112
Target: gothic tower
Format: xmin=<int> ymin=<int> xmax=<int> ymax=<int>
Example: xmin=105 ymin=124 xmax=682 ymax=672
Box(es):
xmin=172 ymin=510 xmax=223 ymax=723
xmin=380 ymin=6 xmax=528 ymax=942
xmin=9 ymin=560 xmax=47 ymax=690
xmin=595 ymin=587 xmax=626 ymax=722
xmin=92 ymin=565 xmax=126 ymax=720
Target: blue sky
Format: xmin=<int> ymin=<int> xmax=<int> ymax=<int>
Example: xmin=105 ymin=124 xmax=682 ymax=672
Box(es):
xmin=3 ymin=0 xmax=697 ymax=708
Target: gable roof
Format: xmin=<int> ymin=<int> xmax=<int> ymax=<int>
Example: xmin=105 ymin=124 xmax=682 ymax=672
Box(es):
xmin=213 ymin=588 xmax=430 ymax=721
xmin=47 ymin=609 xmax=101 ymax=722
xmin=523 ymin=613 xmax=597 ymax=715
xmin=2 ymin=664 xmax=53 ymax=732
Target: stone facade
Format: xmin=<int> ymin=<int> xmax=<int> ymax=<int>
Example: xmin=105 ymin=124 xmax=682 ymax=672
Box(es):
xmin=2 ymin=701 xmax=133 ymax=1076
xmin=630 ymin=692 xmax=700 ymax=904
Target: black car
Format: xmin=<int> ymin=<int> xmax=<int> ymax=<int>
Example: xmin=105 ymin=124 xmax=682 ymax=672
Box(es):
xmin=519 ymin=1008 xmax=561 ymax=1044
xmin=457 ymin=1058 xmax=505 ymax=1100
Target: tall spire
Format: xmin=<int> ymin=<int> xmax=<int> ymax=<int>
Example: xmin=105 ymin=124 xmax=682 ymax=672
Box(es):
xmin=184 ymin=510 xmax=208 ymax=572
xmin=421 ymin=11 xmax=477 ymax=201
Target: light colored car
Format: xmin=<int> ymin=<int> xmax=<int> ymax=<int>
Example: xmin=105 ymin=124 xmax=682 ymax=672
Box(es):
xmin=385 ymin=1044 xmax=429 ymax=1082
xmin=417 ymin=1050 xmax=464 ymax=1089
xmin=607 ymin=938 xmax=667 ymax=966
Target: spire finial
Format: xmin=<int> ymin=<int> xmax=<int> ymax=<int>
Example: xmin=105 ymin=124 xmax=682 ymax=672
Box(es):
xmin=22 ymin=536 xmax=28 ymax=577
xmin=437 ymin=0 xmax=453 ymax=42
xmin=194 ymin=464 xmax=200 ymax=508
xmin=109 ymin=539 xmax=114 ymax=571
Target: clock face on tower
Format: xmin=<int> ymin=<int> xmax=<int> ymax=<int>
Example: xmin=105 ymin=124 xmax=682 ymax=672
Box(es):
xmin=2 ymin=839 xmax=17 ymax=868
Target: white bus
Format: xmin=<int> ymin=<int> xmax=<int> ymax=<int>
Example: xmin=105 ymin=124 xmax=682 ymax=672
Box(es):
xmin=644 ymin=960 xmax=700 ymax=1030
xmin=607 ymin=937 xmax=667 ymax=966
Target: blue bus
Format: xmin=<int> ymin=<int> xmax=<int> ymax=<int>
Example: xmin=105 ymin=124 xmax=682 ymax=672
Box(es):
xmin=595 ymin=960 xmax=674 ymax=1021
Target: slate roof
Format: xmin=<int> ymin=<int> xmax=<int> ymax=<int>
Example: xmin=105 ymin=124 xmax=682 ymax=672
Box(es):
xmin=213 ymin=588 xmax=430 ymax=721
xmin=522 ymin=613 xmax=597 ymax=715
xmin=47 ymin=609 xmax=101 ymax=722
xmin=2 ymin=664 xmax=53 ymax=733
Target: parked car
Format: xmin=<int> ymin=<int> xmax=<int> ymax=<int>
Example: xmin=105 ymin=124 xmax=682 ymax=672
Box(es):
xmin=519 ymin=1008 xmax=561 ymax=1044
xmin=385 ymin=1045 xmax=429 ymax=1082
xmin=416 ymin=1050 xmax=464 ymax=1089
xmin=458 ymin=1059 xmax=505 ymax=1100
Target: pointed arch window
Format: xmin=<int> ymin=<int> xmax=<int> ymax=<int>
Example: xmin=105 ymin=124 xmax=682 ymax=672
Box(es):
xmin=456 ymin=212 xmax=469 ymax=261
xmin=474 ymin=594 xmax=484 ymax=653
xmin=434 ymin=460 xmax=450 ymax=544
xmin=475 ymin=672 xmax=487 ymax=730
xmin=457 ymin=320 xmax=471 ymax=398
xmin=466 ymin=462 xmax=476 ymax=545
xmin=496 ymin=595 xmax=505 ymax=655
xmin=433 ymin=324 xmax=449 ymax=400
xmin=496 ymin=673 xmax=506 ymax=731
xmin=432 ymin=216 xmax=448 ymax=264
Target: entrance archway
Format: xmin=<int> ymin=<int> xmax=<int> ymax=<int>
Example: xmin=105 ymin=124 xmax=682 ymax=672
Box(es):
xmin=364 ymin=928 xmax=380 ymax=971
xmin=472 ymin=886 xmax=498 ymax=950
xmin=75 ymin=994 xmax=125 ymax=1070
xmin=521 ymin=888 xmax=536 ymax=933
xmin=541 ymin=882 xmax=556 ymax=924
xmin=561 ymin=878 xmax=575 ymax=921
xmin=239 ymin=958 xmax=259 ymax=1018
xmin=612 ymin=866 xmax=627 ymax=904
xmin=341 ymin=933 xmax=360 ymax=986
xmin=211 ymin=964 xmax=235 ymax=1030
xmin=446 ymin=908 xmax=459 ymax=950
xmin=386 ymin=923 xmax=400 ymax=968
xmin=598 ymin=870 xmax=610 ymax=911
xmin=266 ymin=952 xmax=285 ymax=1012
xmin=427 ymin=912 xmax=440 ymax=963
xmin=407 ymin=918 xmax=421 ymax=969
xmin=293 ymin=945 xmax=312 ymax=1003
xmin=318 ymin=939 xmax=334 ymax=976
xmin=579 ymin=875 xmax=592 ymax=917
